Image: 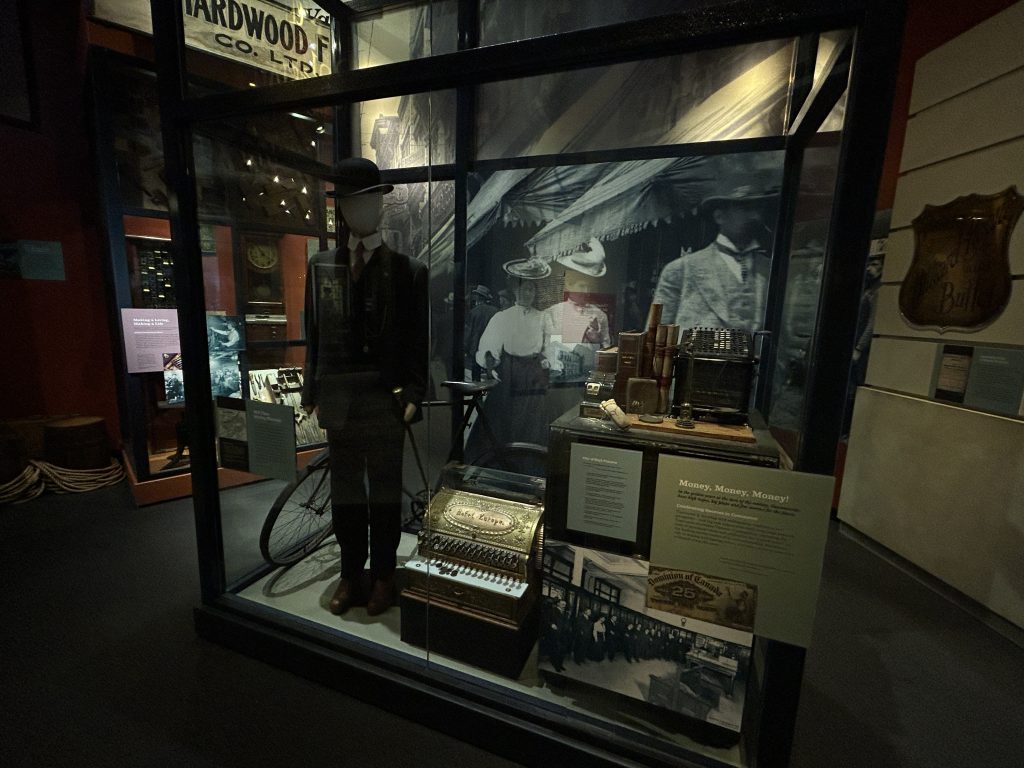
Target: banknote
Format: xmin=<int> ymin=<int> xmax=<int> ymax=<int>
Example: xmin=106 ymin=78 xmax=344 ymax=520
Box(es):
xmin=647 ymin=566 xmax=757 ymax=632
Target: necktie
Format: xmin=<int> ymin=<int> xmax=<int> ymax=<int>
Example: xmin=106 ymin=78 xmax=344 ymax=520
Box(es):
xmin=350 ymin=242 xmax=365 ymax=283
xmin=719 ymin=244 xmax=756 ymax=282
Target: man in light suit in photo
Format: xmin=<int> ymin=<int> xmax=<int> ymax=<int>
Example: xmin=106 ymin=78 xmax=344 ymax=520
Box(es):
xmin=653 ymin=185 xmax=777 ymax=333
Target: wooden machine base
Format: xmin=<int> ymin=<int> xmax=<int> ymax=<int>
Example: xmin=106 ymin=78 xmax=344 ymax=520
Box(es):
xmin=400 ymin=588 xmax=539 ymax=679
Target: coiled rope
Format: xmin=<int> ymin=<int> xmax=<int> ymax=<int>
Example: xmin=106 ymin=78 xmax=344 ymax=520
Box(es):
xmin=0 ymin=459 xmax=124 ymax=504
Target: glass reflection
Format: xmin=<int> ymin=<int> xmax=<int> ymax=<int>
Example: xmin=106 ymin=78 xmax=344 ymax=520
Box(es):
xmin=768 ymin=145 xmax=841 ymax=455
xmin=352 ymin=1 xmax=458 ymax=68
xmin=477 ymin=40 xmax=794 ymax=159
xmin=479 ymin=0 xmax=724 ymax=44
xmin=355 ymin=91 xmax=456 ymax=168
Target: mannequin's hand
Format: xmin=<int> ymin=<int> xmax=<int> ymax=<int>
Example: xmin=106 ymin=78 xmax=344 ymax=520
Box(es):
xmin=403 ymin=402 xmax=417 ymax=423
xmin=484 ymin=351 xmax=498 ymax=370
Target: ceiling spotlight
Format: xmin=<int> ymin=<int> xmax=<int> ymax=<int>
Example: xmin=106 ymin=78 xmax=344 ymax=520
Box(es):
xmin=273 ymin=175 xmax=280 ymax=183
xmin=245 ymin=158 xmax=253 ymax=166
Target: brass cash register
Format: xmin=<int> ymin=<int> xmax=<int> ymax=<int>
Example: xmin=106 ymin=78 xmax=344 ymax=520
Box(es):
xmin=403 ymin=486 xmax=544 ymax=623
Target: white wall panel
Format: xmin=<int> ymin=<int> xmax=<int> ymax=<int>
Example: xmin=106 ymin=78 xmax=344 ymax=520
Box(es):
xmin=839 ymin=389 xmax=1024 ymax=630
xmin=901 ymin=65 xmax=1024 ymax=173
xmin=872 ymin=282 xmax=1024 ymax=345
xmin=891 ymin=137 xmax=1024 ymax=229
xmin=909 ymin=0 xmax=1024 ymax=114
xmin=863 ymin=338 xmax=937 ymax=395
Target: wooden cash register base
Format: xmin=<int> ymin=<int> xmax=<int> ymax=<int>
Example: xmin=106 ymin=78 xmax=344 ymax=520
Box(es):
xmin=624 ymin=414 xmax=757 ymax=443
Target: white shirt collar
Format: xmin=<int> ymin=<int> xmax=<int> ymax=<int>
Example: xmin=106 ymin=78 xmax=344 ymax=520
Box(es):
xmin=716 ymin=235 xmax=761 ymax=282
xmin=348 ymin=232 xmax=382 ymax=262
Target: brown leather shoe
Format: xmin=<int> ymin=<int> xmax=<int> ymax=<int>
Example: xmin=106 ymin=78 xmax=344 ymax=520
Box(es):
xmin=366 ymin=577 xmax=395 ymax=616
xmin=328 ymin=577 xmax=365 ymax=615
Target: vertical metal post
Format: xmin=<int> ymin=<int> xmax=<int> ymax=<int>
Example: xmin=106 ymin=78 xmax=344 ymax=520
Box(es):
xmin=150 ymin=0 xmax=226 ymax=602
xmin=450 ymin=0 xmax=480 ymax=456
xmin=798 ymin=0 xmax=907 ymax=475
xmin=87 ymin=50 xmax=151 ymax=478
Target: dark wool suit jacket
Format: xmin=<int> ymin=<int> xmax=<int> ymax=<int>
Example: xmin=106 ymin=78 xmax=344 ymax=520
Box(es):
xmin=301 ymin=243 xmax=429 ymax=427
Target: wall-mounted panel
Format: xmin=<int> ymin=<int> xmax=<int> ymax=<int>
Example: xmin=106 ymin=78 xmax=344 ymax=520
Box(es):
xmin=908 ymin=0 xmax=1024 ymax=114
xmin=863 ymin=337 xmax=938 ymax=396
xmin=839 ymin=388 xmax=1024 ymax=630
xmin=900 ymin=65 xmax=1024 ymax=173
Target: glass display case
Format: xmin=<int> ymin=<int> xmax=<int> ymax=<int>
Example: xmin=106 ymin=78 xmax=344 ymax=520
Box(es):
xmin=110 ymin=1 xmax=904 ymax=766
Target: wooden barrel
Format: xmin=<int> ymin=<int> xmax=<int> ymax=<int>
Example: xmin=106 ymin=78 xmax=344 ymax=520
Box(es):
xmin=44 ymin=417 xmax=110 ymax=470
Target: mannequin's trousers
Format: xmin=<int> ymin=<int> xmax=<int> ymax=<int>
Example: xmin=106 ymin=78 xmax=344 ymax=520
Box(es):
xmin=326 ymin=381 xmax=405 ymax=582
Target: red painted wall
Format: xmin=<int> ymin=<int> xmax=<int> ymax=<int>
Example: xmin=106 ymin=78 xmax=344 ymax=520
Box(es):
xmin=0 ymin=3 xmax=121 ymax=444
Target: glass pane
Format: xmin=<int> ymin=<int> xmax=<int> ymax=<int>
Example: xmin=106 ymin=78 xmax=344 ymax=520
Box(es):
xmin=195 ymin=108 xmax=334 ymax=228
xmin=108 ymin=65 xmax=167 ymax=212
xmin=767 ymin=143 xmax=841 ymax=460
xmin=477 ymin=40 xmax=794 ymax=159
xmin=480 ymin=0 xmax=728 ymax=45
xmin=459 ymin=151 xmax=784 ymax=469
xmin=355 ymin=90 xmax=456 ymax=168
xmin=813 ymin=30 xmax=852 ymax=134
xmin=353 ymin=1 xmax=458 ymax=69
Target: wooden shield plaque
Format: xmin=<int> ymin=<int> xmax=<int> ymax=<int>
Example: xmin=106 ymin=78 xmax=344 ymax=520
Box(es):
xmin=899 ymin=187 xmax=1023 ymax=331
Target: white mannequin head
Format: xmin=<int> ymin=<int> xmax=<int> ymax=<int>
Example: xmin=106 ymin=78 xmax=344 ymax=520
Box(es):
xmin=338 ymin=191 xmax=384 ymax=236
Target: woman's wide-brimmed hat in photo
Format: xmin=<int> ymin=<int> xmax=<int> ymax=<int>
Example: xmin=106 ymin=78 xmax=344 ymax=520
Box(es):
xmin=555 ymin=237 xmax=607 ymax=277
xmin=327 ymin=157 xmax=395 ymax=197
xmin=502 ymin=257 xmax=551 ymax=279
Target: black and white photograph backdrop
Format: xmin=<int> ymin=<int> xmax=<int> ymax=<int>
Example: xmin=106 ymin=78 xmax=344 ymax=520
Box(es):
xmin=540 ymin=542 xmax=752 ymax=732
xmin=163 ymin=369 xmax=185 ymax=405
xmin=206 ymin=314 xmax=245 ymax=355
xmin=456 ymin=152 xmax=785 ymax=464
xmin=209 ymin=354 xmax=242 ymax=399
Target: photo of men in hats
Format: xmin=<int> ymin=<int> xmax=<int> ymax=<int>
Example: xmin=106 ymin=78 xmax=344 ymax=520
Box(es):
xmin=653 ymin=183 xmax=778 ymax=333
xmin=301 ymin=157 xmax=428 ymax=618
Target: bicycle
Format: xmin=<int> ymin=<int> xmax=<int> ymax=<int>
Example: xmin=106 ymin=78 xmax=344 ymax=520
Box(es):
xmin=259 ymin=379 xmax=547 ymax=567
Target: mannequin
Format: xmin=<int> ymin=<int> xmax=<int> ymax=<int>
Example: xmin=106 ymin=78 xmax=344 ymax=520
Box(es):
xmin=301 ymin=158 xmax=428 ymax=617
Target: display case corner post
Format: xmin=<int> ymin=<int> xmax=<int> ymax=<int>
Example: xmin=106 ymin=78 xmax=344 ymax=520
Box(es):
xmin=150 ymin=0 xmax=226 ymax=600
xmin=798 ymin=0 xmax=907 ymax=474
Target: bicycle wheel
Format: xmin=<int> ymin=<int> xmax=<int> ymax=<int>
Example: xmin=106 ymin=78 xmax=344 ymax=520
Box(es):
xmin=260 ymin=459 xmax=334 ymax=566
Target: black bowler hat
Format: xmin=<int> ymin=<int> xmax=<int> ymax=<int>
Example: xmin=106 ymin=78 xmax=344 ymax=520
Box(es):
xmin=327 ymin=157 xmax=394 ymax=197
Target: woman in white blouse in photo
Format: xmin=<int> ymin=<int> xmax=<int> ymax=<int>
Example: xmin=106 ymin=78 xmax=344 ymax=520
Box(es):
xmin=464 ymin=275 xmax=551 ymax=466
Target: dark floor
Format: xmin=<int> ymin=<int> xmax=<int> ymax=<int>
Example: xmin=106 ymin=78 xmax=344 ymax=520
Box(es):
xmin=1 ymin=482 xmax=1022 ymax=767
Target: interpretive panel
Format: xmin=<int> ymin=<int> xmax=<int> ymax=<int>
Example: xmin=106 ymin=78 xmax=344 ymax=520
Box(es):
xmin=247 ymin=400 xmax=296 ymax=481
xmin=650 ymin=455 xmax=831 ymax=647
xmin=216 ymin=397 xmax=295 ymax=482
xmin=121 ymin=308 xmax=180 ymax=373
xmin=567 ymin=443 xmax=642 ymax=542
